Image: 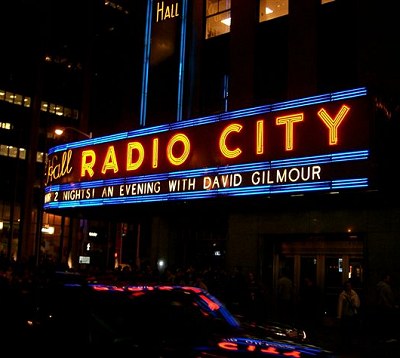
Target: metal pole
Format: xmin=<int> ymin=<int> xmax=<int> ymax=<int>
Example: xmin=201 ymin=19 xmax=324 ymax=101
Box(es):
xmin=34 ymin=199 xmax=43 ymax=267
xmin=58 ymin=215 xmax=66 ymax=267
xmin=136 ymin=223 xmax=141 ymax=269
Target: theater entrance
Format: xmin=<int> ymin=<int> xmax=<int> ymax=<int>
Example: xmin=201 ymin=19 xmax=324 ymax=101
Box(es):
xmin=261 ymin=233 xmax=365 ymax=319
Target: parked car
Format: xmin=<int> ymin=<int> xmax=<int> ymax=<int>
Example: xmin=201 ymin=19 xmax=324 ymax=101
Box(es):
xmin=237 ymin=316 xmax=307 ymax=344
xmin=19 ymin=271 xmax=335 ymax=357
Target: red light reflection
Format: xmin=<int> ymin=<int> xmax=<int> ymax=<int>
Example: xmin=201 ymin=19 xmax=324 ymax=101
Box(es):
xmin=182 ymin=286 xmax=202 ymax=293
xmin=260 ymin=346 xmax=279 ymax=354
xmin=218 ymin=340 xmax=302 ymax=356
xmin=199 ymin=294 xmax=220 ymax=311
xmin=218 ymin=342 xmax=237 ymax=351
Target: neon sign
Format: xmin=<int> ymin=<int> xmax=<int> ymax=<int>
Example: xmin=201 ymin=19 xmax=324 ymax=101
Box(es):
xmin=217 ymin=337 xmax=327 ymax=356
xmin=44 ymin=87 xmax=371 ymax=210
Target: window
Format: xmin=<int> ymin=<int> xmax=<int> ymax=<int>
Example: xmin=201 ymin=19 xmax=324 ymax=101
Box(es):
xmin=40 ymin=100 xmax=79 ymax=119
xmin=0 ymin=87 xmax=77 ymax=118
xmin=19 ymin=148 xmax=26 ymax=160
xmin=55 ymin=105 xmax=64 ymax=116
xmin=0 ymin=144 xmax=27 ymax=160
xmin=49 ymin=103 xmax=56 ymax=114
xmin=8 ymin=146 xmax=18 ymax=158
xmin=23 ymin=97 xmax=31 ymax=107
xmin=0 ymin=145 xmax=8 ymax=157
xmin=5 ymin=92 xmax=15 ymax=104
xmin=37 ymin=151 xmax=45 ymax=163
xmin=14 ymin=94 xmax=23 ymax=106
xmin=72 ymin=109 xmax=79 ymax=120
xmin=64 ymin=107 xmax=72 ymax=118
xmin=205 ymin=0 xmax=231 ymax=39
xmin=0 ymin=122 xmax=11 ymax=130
xmin=0 ymin=90 xmax=31 ymax=107
xmin=259 ymin=0 xmax=288 ymax=22
xmin=41 ymin=101 xmax=49 ymax=112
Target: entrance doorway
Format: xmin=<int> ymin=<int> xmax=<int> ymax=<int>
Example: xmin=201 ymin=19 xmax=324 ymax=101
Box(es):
xmin=262 ymin=233 xmax=365 ymax=320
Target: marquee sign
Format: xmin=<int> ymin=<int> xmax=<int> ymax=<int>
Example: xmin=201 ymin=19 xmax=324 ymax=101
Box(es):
xmin=43 ymin=87 xmax=371 ymax=210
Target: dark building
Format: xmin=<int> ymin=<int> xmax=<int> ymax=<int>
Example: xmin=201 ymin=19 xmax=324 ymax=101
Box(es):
xmin=0 ymin=0 xmax=146 ymax=266
xmin=1 ymin=0 xmax=400 ymax=319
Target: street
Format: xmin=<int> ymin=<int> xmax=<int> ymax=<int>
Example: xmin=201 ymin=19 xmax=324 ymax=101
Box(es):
xmin=311 ymin=318 xmax=400 ymax=358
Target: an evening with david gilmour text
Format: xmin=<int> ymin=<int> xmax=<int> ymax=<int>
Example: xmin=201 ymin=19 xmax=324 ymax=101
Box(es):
xmin=46 ymin=165 xmax=324 ymax=202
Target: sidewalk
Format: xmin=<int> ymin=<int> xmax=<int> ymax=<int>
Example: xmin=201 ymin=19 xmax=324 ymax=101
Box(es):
xmin=310 ymin=314 xmax=400 ymax=358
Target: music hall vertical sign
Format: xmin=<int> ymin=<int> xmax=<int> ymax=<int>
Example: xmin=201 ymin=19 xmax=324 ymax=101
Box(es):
xmin=146 ymin=0 xmax=183 ymax=126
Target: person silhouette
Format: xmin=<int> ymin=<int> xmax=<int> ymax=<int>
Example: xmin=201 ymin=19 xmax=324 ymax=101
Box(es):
xmin=376 ymin=272 xmax=399 ymax=342
xmin=277 ymin=269 xmax=294 ymax=323
xmin=337 ymin=280 xmax=361 ymax=351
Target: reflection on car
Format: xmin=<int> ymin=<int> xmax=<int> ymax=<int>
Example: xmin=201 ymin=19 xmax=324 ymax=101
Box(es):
xmin=23 ymin=272 xmax=336 ymax=356
xmin=236 ymin=315 xmax=307 ymax=344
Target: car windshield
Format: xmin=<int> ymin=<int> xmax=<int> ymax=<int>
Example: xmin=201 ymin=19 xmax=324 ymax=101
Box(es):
xmin=84 ymin=284 xmax=241 ymax=345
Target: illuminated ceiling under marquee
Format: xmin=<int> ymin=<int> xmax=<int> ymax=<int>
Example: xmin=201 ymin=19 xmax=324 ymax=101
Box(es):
xmin=44 ymin=87 xmax=372 ymax=210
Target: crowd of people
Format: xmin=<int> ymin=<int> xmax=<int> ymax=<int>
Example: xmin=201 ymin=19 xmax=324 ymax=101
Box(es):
xmin=1 ymin=252 xmax=399 ymax=350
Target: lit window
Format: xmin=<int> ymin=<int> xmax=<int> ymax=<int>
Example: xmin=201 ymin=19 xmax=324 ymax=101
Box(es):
xmin=19 ymin=148 xmax=26 ymax=160
xmin=0 ymin=90 xmax=5 ymax=101
xmin=41 ymin=101 xmax=49 ymax=112
xmin=49 ymin=103 xmax=56 ymax=114
xmin=0 ymin=122 xmax=11 ymax=130
xmin=41 ymin=101 xmax=78 ymax=119
xmin=259 ymin=0 xmax=288 ymax=23
xmin=37 ymin=151 xmax=44 ymax=163
xmin=55 ymin=105 xmax=64 ymax=116
xmin=8 ymin=146 xmax=18 ymax=158
xmin=205 ymin=0 xmax=231 ymax=39
xmin=5 ymin=92 xmax=15 ymax=104
xmin=0 ymin=145 xmax=8 ymax=157
xmin=14 ymin=94 xmax=23 ymax=106
xmin=23 ymin=97 xmax=31 ymax=107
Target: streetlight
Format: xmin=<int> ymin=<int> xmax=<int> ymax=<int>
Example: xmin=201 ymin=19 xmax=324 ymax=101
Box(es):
xmin=50 ymin=126 xmax=91 ymax=268
xmin=54 ymin=126 xmax=92 ymax=139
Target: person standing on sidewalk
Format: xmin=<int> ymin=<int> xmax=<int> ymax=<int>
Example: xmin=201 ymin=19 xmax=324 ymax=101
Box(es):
xmin=337 ymin=280 xmax=361 ymax=352
xmin=298 ymin=277 xmax=322 ymax=335
xmin=376 ymin=272 xmax=399 ymax=342
xmin=277 ymin=268 xmax=294 ymax=323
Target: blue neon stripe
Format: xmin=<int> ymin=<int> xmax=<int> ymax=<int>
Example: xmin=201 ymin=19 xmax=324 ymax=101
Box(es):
xmin=139 ymin=0 xmax=153 ymax=127
xmin=176 ymin=0 xmax=187 ymax=122
xmin=43 ymin=176 xmax=369 ymax=210
xmin=48 ymin=87 xmax=368 ymax=154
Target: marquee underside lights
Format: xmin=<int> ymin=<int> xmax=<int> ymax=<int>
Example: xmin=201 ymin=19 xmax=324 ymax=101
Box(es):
xmin=44 ymin=87 xmax=372 ymax=210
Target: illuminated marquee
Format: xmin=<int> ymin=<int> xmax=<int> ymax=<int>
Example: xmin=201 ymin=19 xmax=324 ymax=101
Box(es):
xmin=44 ymin=87 xmax=371 ymax=210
